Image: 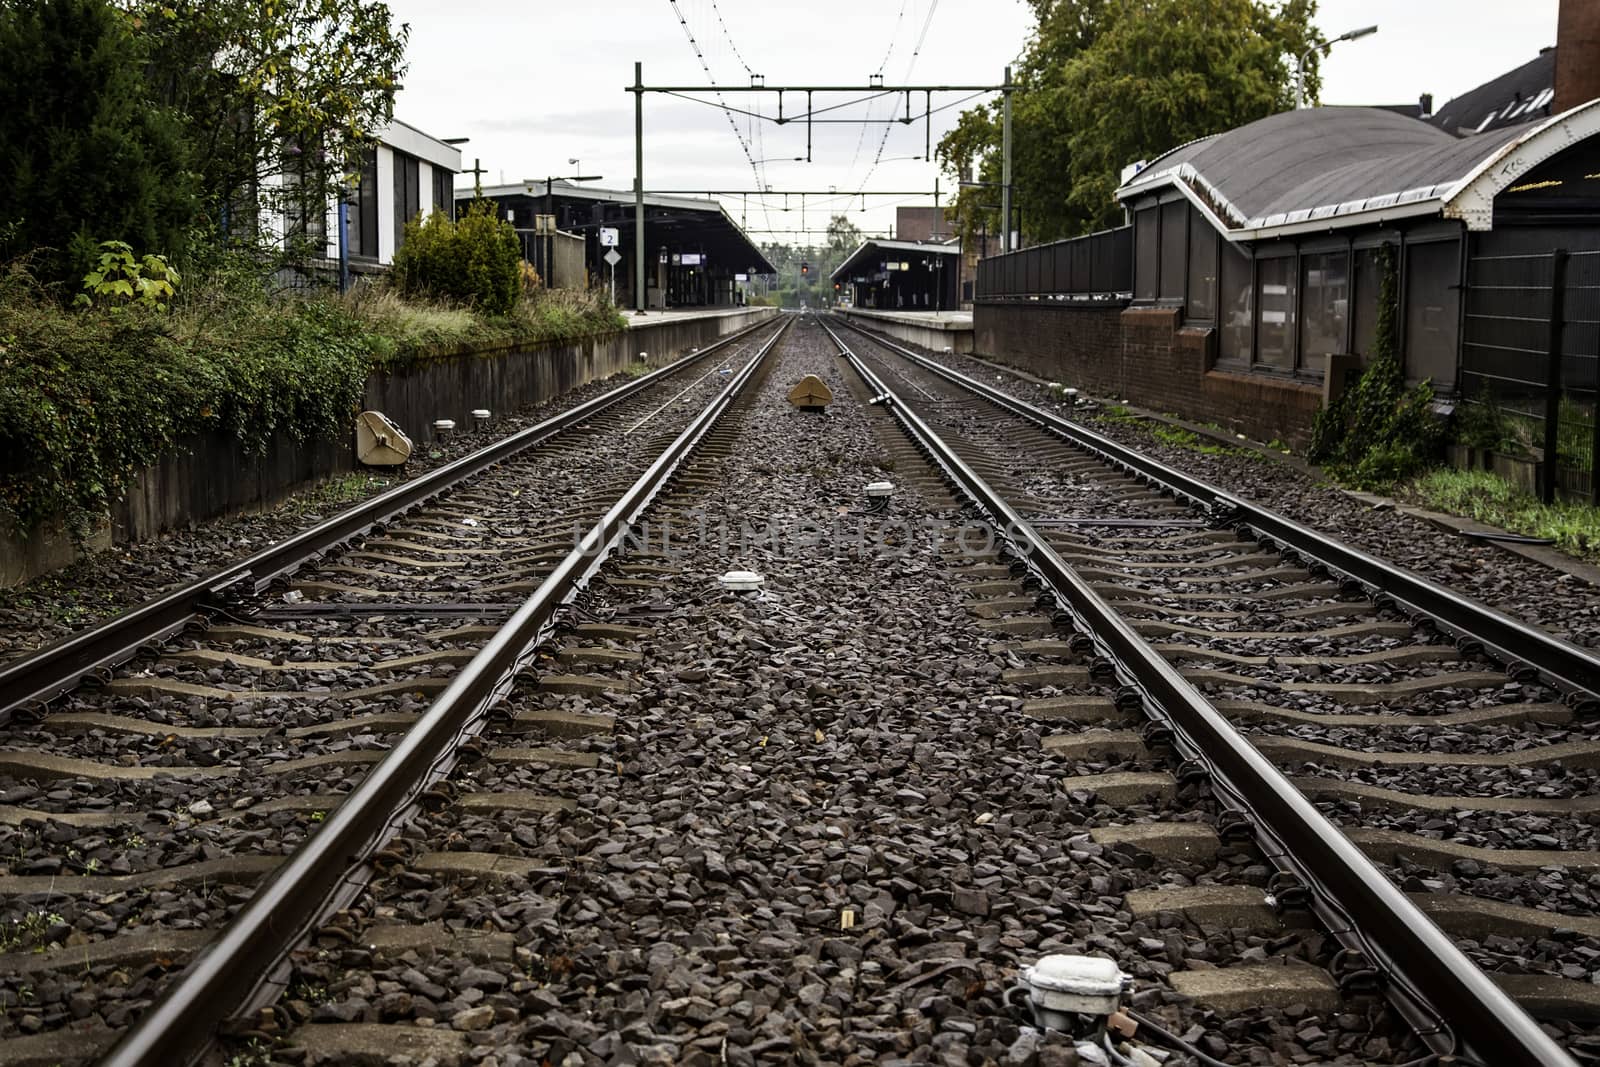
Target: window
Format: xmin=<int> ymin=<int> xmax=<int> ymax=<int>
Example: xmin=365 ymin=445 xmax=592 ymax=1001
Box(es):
xmin=1351 ymin=246 xmax=1384 ymax=357
xmin=1134 ymin=206 xmax=1158 ymax=300
xmin=1218 ymin=242 xmax=1253 ymax=362
xmin=282 ymin=140 xmax=326 ymax=247
xmin=1300 ymin=251 xmax=1349 ymax=371
xmin=393 ymin=151 xmax=421 ymax=245
xmin=347 ymin=147 xmax=378 ymax=259
xmin=432 ymin=167 xmax=454 ymax=221
xmin=1186 ymin=213 xmax=1218 ymax=320
xmin=1405 ymin=239 xmax=1461 ymax=386
xmin=1255 ymin=256 xmax=1297 ymax=370
xmin=1159 ymin=200 xmax=1186 ymax=301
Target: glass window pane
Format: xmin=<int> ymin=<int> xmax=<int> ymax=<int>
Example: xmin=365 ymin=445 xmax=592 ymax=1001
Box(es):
xmin=1159 ymin=201 xmax=1186 ymax=300
xmin=1219 ymin=242 xmax=1253 ymax=362
xmin=1352 ymin=247 xmax=1383 ymax=357
xmin=1300 ymin=251 xmax=1348 ymax=371
xmin=1405 ymin=240 xmax=1461 ymax=386
xmin=1135 ymin=207 xmax=1158 ymax=300
xmin=1187 ymin=214 xmax=1217 ymax=320
xmin=349 ymin=147 xmax=378 ymax=259
xmin=1256 ymin=256 xmax=1297 ymax=370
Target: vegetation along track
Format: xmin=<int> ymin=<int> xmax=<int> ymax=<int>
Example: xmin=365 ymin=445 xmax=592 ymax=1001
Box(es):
xmin=0 ymin=317 xmax=791 ymax=1064
xmin=831 ymin=314 xmax=1600 ymax=1065
xmin=211 ymin=315 xmax=1435 ymax=1066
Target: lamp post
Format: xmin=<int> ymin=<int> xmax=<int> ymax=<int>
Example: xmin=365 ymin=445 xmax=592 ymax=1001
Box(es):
xmin=1296 ymin=25 xmax=1378 ymax=109
xmin=523 ymin=173 xmax=603 ymax=286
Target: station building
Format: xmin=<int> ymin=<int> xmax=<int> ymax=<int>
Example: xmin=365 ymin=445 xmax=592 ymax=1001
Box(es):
xmin=973 ymin=1 xmax=1600 ymax=447
xmin=831 ymin=238 xmax=963 ymax=311
xmin=467 ymin=182 xmax=774 ymax=308
xmin=268 ymin=119 xmax=462 ymax=284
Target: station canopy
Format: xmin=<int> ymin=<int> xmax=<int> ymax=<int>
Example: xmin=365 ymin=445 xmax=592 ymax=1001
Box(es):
xmin=472 ymin=180 xmax=775 ymax=275
xmin=830 ymin=238 xmax=960 ymax=282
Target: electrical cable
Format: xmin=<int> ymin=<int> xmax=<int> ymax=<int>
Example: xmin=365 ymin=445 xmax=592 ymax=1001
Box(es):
xmin=1122 ymin=1010 xmax=1234 ymax=1067
xmin=663 ymin=0 xmax=774 ymax=236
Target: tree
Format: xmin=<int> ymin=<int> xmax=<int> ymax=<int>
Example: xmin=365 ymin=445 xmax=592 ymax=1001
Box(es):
xmin=119 ymin=0 xmax=409 ymax=243
xmin=825 ymin=214 xmax=863 ymax=262
xmin=0 ymin=0 xmax=197 ymax=284
xmin=757 ymin=216 xmax=865 ymax=308
xmin=938 ymin=0 xmax=1320 ymax=244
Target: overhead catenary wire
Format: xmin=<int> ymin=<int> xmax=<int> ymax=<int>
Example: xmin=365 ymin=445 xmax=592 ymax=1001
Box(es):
xmin=664 ymin=0 xmax=774 ymax=235
xmin=856 ymin=0 xmax=941 ymax=194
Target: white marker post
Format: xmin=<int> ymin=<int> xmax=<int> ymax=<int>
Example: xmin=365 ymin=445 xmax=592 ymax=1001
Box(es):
xmin=600 ymin=227 xmax=621 ymax=306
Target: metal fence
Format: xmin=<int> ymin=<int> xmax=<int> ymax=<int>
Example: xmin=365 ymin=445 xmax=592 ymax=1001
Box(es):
xmin=975 ymin=226 xmax=1132 ymax=301
xmin=1461 ymin=247 xmax=1600 ymax=503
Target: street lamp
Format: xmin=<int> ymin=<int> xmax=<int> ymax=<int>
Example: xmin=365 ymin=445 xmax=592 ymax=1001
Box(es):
xmin=1296 ymin=25 xmax=1378 ymax=109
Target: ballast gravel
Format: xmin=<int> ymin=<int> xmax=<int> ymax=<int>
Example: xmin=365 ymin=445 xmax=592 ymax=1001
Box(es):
xmin=267 ymin=320 xmax=1433 ymax=1066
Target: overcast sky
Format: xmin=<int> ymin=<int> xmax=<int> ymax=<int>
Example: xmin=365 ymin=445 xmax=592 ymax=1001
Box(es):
xmin=383 ymin=0 xmax=1562 ymax=243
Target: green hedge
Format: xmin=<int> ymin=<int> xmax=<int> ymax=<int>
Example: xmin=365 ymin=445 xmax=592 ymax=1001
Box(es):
xmin=1 ymin=272 xmax=628 ymax=541
xmin=0 ymin=293 xmax=370 ymax=538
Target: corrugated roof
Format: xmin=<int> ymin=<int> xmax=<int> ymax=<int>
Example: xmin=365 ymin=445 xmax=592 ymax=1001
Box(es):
xmin=1118 ymin=106 xmax=1533 ymax=235
xmin=1429 ymin=51 xmax=1556 ymax=136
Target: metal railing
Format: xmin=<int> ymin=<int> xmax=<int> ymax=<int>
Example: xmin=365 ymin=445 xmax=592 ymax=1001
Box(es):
xmin=975 ymin=225 xmax=1132 ymax=302
xmin=1461 ymin=247 xmax=1600 ymax=503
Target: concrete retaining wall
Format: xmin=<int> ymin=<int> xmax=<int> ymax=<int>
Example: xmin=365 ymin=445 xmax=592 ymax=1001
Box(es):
xmin=3 ymin=307 xmax=778 ymax=588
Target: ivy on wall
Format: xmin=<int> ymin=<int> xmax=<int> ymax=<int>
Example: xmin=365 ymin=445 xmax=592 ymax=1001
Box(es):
xmin=1307 ymin=244 xmax=1443 ymax=487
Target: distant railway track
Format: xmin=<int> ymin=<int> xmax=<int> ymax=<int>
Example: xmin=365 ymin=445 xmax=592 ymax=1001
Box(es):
xmin=827 ymin=314 xmax=1600 ymax=1066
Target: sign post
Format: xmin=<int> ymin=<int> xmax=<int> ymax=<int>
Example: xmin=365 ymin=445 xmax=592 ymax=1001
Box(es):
xmin=600 ymin=227 xmax=620 ymax=305
xmin=603 ymin=247 xmax=622 ymax=305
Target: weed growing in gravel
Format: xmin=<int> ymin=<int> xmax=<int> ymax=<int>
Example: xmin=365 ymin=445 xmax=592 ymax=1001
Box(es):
xmin=1149 ymin=423 xmax=1254 ymax=458
xmin=1094 ymin=404 xmax=1141 ymax=424
xmin=1403 ymin=469 xmax=1600 ymax=562
xmin=0 ymin=911 xmax=63 ymax=954
xmin=286 ymin=978 xmax=328 ymax=1004
xmin=284 ymin=473 xmax=393 ymax=520
xmin=223 ymin=1039 xmax=275 ymax=1067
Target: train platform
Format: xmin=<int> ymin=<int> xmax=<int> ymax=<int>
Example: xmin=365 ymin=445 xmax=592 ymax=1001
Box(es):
xmin=623 ymin=306 xmax=773 ymax=329
xmin=836 ymin=305 xmax=975 ymax=352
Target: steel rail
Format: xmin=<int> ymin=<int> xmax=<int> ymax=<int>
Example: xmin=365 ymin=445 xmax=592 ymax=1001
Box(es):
xmin=0 ymin=315 xmax=779 ymax=721
xmin=832 ymin=316 xmax=1600 ymax=705
xmin=820 ymin=317 xmax=1576 ymax=1067
xmin=101 ymin=315 xmax=792 ymax=1067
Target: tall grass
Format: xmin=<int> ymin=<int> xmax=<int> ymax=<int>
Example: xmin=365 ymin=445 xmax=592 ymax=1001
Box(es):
xmin=1404 ymin=468 xmax=1600 ymax=561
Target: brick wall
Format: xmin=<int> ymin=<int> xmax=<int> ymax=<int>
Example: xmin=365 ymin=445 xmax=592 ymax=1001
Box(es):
xmin=974 ymin=302 xmax=1323 ymax=445
xmin=1557 ymin=0 xmax=1600 ymax=114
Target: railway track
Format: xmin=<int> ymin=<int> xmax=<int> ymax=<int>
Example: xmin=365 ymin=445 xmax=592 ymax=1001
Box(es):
xmin=0 ymin=316 xmax=790 ymax=1064
xmin=828 ymin=314 xmax=1600 ymax=1066
xmin=4 ymin=312 xmax=1597 ymax=1065
xmin=191 ymin=316 xmax=1446 ymax=1067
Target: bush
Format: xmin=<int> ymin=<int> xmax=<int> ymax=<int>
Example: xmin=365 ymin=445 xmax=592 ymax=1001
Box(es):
xmin=392 ymin=199 xmax=522 ymax=315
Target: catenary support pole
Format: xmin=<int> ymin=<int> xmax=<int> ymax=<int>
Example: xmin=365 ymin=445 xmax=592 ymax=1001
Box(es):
xmin=1001 ymin=65 xmax=1013 ymax=254
xmin=634 ymin=60 xmax=646 ymax=314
